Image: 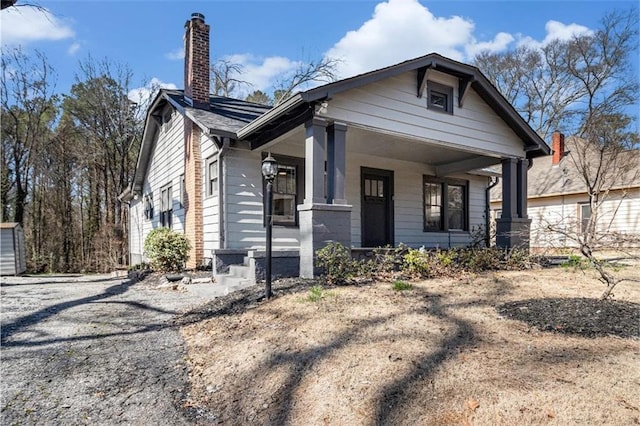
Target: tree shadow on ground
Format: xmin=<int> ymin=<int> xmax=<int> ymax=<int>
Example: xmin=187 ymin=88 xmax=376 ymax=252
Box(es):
xmin=179 ymin=280 xmax=501 ymax=424
xmin=1 ymin=278 xmax=139 ymax=345
xmin=498 ymin=297 xmax=640 ymax=339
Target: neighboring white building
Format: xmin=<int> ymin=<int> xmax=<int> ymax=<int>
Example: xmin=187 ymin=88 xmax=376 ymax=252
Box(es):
xmin=491 ymin=132 xmax=640 ymax=249
xmin=121 ymin=13 xmax=549 ymax=278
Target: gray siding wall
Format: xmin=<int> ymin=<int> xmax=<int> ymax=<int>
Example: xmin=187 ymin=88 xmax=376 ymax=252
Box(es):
xmin=346 ymin=152 xmax=485 ymax=248
xmin=322 ymin=70 xmax=526 ymax=158
xmin=224 ymin=148 xmax=301 ymax=249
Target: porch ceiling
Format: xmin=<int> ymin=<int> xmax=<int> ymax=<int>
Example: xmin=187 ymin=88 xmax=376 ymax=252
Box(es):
xmin=264 ymin=125 xmax=502 ymax=176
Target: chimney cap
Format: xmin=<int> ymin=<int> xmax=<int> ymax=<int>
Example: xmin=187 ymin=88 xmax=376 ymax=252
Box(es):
xmin=191 ymin=12 xmax=205 ymax=22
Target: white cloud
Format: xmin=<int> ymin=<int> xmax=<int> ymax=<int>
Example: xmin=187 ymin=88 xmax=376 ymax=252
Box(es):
xmin=325 ymin=0 xmax=476 ymax=78
xmin=465 ymin=32 xmax=515 ymax=58
xmin=165 ymin=47 xmax=184 ymax=61
xmin=0 ymin=6 xmax=75 ymax=45
xmin=128 ymin=77 xmax=178 ymax=108
xmin=517 ymin=20 xmax=593 ymax=49
xmin=67 ymin=42 xmax=80 ymax=55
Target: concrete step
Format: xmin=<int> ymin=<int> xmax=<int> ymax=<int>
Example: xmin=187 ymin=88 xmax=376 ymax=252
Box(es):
xmin=216 ymin=274 xmax=255 ymax=292
xmin=228 ymin=264 xmax=251 ymax=278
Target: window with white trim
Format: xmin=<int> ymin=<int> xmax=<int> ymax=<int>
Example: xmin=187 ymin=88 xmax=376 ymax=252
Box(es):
xmin=579 ymin=203 xmax=591 ymax=234
xmin=206 ymin=157 xmax=218 ymax=197
xmin=264 ymin=155 xmax=304 ymax=227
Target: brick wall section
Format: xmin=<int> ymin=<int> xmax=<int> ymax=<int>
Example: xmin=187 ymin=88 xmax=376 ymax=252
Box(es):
xmin=184 ymin=120 xmax=204 ymax=268
xmin=184 ymin=13 xmax=210 ymax=109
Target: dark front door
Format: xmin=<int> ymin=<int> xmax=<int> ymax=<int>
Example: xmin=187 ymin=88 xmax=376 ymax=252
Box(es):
xmin=361 ymin=168 xmax=393 ymax=247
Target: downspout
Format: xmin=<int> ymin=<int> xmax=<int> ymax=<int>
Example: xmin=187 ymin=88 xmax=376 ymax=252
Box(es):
xmin=486 ymin=176 xmax=500 ymax=248
xmin=218 ymin=137 xmax=230 ymax=249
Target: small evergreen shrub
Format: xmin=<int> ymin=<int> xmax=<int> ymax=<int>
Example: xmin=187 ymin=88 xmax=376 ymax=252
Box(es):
xmin=143 ymin=228 xmax=190 ymax=272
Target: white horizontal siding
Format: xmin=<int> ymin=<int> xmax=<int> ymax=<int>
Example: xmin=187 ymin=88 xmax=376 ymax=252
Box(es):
xmin=132 ymin=111 xmax=186 ymax=262
xmin=526 ymin=190 xmax=640 ymax=248
xmin=322 ymin=70 xmax=525 ymax=158
xmin=202 ymin=135 xmax=220 ymax=255
xmin=224 ymin=149 xmax=300 ymax=249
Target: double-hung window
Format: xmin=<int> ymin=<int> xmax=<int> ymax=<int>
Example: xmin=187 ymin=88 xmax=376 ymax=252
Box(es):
xmin=579 ymin=203 xmax=591 ymax=234
xmin=160 ymin=184 xmax=173 ymax=228
xmin=264 ymin=155 xmax=304 ymax=227
xmin=423 ymin=176 xmax=468 ymax=232
xmin=206 ymin=157 xmax=218 ymax=197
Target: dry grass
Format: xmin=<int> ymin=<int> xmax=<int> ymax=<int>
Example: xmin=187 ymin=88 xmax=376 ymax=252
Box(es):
xmin=180 ymin=266 xmax=640 ymax=425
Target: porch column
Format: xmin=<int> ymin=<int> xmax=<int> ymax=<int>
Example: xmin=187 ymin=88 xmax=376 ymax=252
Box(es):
xmin=496 ymin=157 xmax=531 ymax=249
xmin=326 ymin=122 xmax=348 ymax=204
xmin=299 ymin=118 xmax=352 ymax=278
xmin=305 ymin=117 xmax=327 ymax=204
xmin=501 ymin=158 xmax=517 ymax=220
xmin=517 ymin=158 xmax=528 ymax=219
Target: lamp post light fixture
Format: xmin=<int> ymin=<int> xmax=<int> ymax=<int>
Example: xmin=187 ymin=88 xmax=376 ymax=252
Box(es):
xmin=261 ymin=153 xmax=278 ymax=299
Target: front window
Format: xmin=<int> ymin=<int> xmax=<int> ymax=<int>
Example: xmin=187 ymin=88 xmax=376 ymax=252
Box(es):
xmin=423 ymin=176 xmax=468 ymax=232
xmin=160 ymin=184 xmax=172 ymax=228
xmin=273 ymin=164 xmax=297 ymax=225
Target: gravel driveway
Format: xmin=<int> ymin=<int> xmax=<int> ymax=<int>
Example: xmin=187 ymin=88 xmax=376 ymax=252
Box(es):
xmin=1 ymin=274 xmax=215 ymax=425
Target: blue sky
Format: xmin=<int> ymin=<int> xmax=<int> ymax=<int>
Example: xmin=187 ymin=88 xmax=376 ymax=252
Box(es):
xmin=1 ymin=0 xmax=638 ymax=105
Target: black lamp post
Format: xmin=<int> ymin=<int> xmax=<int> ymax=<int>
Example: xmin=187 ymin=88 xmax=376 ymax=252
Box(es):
xmin=261 ymin=153 xmax=278 ymax=299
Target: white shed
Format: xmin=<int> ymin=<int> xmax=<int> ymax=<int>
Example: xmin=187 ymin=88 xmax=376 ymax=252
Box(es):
xmin=1 ymin=223 xmax=26 ymax=275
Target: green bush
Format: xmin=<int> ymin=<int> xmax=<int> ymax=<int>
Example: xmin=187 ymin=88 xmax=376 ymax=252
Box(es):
xmin=143 ymin=228 xmax=190 ymax=272
xmin=402 ymin=247 xmax=432 ymax=278
xmin=315 ymin=242 xmax=361 ymax=285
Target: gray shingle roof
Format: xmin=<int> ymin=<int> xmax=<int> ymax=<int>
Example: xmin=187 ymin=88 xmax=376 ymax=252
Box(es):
xmin=164 ymin=89 xmax=271 ymax=136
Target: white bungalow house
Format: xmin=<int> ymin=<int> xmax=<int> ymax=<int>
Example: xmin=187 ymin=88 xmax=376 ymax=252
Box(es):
xmin=121 ymin=13 xmax=549 ymax=279
xmin=491 ymin=132 xmax=640 ymax=250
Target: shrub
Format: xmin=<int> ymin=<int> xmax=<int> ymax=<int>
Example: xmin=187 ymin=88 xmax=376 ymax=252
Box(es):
xmin=402 ymin=247 xmax=432 ymax=278
xmin=143 ymin=228 xmax=190 ymax=272
xmin=315 ymin=242 xmax=363 ymax=284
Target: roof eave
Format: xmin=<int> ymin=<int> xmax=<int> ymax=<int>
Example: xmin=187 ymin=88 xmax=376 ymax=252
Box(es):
xmin=237 ymin=94 xmax=305 ymax=140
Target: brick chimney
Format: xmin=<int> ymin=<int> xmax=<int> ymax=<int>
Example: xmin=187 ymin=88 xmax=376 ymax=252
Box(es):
xmin=184 ymin=12 xmax=210 ymax=109
xmin=552 ymin=131 xmax=565 ymax=165
xmin=183 ymin=12 xmax=209 ymax=268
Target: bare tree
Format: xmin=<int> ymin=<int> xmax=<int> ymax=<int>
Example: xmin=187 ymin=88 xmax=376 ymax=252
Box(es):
xmin=211 ymin=59 xmax=252 ymax=97
xmin=272 ymin=57 xmax=340 ymax=105
xmin=0 ymin=47 xmax=59 ymax=225
xmin=481 ymin=8 xmax=639 ymax=298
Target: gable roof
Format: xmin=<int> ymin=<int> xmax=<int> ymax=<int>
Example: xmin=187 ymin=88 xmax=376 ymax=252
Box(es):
xmin=125 ymin=89 xmax=271 ymax=198
xmin=237 ymin=53 xmax=550 ymax=158
xmin=491 ymin=137 xmax=640 ymax=201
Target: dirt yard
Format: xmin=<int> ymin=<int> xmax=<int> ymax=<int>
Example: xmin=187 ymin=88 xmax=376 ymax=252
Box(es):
xmin=178 ymin=265 xmax=640 ymax=425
